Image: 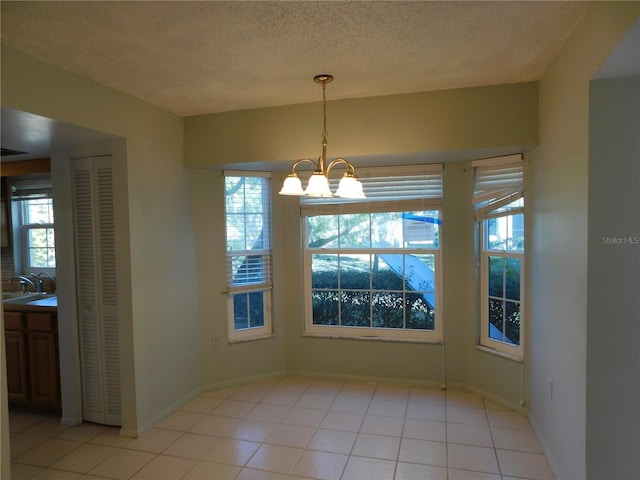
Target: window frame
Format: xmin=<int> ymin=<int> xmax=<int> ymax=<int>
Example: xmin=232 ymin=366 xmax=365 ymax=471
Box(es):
xmin=303 ymin=230 xmax=443 ymax=342
xmin=300 ymin=164 xmax=444 ymax=343
xmin=478 ymin=218 xmax=524 ymax=358
xmin=22 ymin=222 xmax=56 ymax=273
xmin=224 ymin=171 xmax=273 ymax=343
xmin=12 ymin=180 xmax=56 ymax=277
xmin=473 ymin=154 xmax=525 ymax=359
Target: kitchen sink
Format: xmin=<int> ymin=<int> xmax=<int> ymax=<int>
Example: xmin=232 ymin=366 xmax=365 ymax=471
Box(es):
xmin=3 ymin=292 xmax=57 ymax=307
xmin=3 ymin=292 xmax=39 ymax=301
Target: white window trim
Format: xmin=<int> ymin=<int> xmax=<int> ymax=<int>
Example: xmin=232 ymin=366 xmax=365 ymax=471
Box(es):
xmin=226 ymin=287 xmax=273 ymax=342
xmin=300 ymin=163 xmax=444 ymax=342
xmin=478 ymin=222 xmax=524 ymax=359
xmin=224 ymin=171 xmax=273 ymax=342
xmin=473 ymin=154 xmax=525 ymax=359
xmin=21 ymin=223 xmax=56 ymax=275
xmin=16 ymin=195 xmax=56 ymax=277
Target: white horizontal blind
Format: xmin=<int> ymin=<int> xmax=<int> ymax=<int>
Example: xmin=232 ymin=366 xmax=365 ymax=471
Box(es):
xmin=301 ymin=164 xmax=443 ymax=216
xmin=224 ymin=173 xmax=272 ymax=292
xmin=10 ymin=178 xmax=53 ymax=200
xmin=472 ymin=154 xmax=524 ymax=221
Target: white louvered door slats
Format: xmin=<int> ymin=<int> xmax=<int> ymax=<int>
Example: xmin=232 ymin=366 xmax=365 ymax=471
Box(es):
xmin=72 ymin=165 xmax=103 ymax=422
xmin=71 ymin=156 xmax=121 ymax=426
xmin=96 ymin=165 xmax=121 ymax=423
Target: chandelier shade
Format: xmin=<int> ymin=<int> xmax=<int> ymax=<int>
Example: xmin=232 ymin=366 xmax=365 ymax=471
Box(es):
xmin=279 ymin=173 xmax=304 ymax=195
xmin=335 ymin=173 xmax=365 ymax=198
xmin=278 ymin=75 xmax=366 ymax=199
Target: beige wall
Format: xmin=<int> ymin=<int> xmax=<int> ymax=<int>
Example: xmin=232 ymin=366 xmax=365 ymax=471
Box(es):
xmin=528 ymin=3 xmax=640 ymax=478
xmin=1 ymin=45 xmax=202 ymax=434
xmin=588 ymin=74 xmax=640 ymax=480
xmin=185 ymin=82 xmax=538 ymax=167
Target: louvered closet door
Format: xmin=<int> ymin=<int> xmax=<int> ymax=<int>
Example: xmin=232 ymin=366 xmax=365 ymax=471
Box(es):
xmin=71 ymin=155 xmax=121 ymax=426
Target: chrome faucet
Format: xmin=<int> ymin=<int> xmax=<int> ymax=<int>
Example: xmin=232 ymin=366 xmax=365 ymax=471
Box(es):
xmin=29 ymin=274 xmax=45 ymax=293
xmin=37 ymin=272 xmax=55 ymax=281
xmin=10 ymin=275 xmax=38 ymax=294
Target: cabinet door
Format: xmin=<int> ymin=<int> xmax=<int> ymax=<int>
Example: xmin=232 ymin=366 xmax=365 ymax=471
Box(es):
xmin=5 ymin=330 xmax=29 ymax=404
xmin=28 ymin=331 xmax=61 ymax=409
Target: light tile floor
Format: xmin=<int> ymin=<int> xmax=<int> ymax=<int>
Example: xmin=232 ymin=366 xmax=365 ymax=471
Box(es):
xmin=9 ymin=376 xmax=554 ymax=479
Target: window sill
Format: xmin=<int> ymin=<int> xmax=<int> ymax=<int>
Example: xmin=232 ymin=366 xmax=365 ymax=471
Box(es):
xmin=475 ymin=345 xmax=523 ymax=363
xmin=228 ymin=333 xmax=275 ymax=344
xmin=303 ymin=332 xmax=443 ymax=345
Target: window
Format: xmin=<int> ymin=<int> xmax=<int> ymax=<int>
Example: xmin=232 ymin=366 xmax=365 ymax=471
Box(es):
xmin=473 ymin=154 xmax=524 ymax=358
xmin=224 ymin=172 xmax=272 ymax=341
xmin=12 ymin=179 xmax=56 ymax=276
xmin=302 ymin=164 xmax=443 ymax=342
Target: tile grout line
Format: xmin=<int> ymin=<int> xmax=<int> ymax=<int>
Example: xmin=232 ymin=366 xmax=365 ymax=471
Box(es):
xmin=483 ymin=396 xmax=503 ymax=480
xmin=444 ymin=388 xmax=450 ymax=480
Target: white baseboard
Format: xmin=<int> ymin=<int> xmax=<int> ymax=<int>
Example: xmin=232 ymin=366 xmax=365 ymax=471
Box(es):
xmin=285 ymin=369 xmax=444 ymax=390
xmin=60 ymin=416 xmax=82 ymax=426
xmin=528 ymin=413 xmax=561 ymax=479
xmin=131 ymin=385 xmax=203 ymax=437
xmin=201 ymin=370 xmax=287 ymax=393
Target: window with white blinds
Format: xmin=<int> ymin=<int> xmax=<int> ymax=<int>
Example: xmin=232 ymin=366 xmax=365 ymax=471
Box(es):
xmin=473 ymin=154 xmax=525 ymax=359
xmin=472 ymin=154 xmax=524 ymax=221
xmin=11 ymin=179 xmax=53 ymax=201
xmin=301 ymin=163 xmax=443 ymax=342
xmin=224 ymin=172 xmax=273 ymax=341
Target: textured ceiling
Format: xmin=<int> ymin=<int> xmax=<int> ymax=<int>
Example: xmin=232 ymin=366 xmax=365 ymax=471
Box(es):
xmin=1 ymin=1 xmax=590 ymax=117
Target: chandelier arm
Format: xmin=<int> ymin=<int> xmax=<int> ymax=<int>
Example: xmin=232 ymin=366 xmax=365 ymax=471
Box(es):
xmin=288 ymin=157 xmax=320 ymax=174
xmin=326 ymin=158 xmax=357 ymax=177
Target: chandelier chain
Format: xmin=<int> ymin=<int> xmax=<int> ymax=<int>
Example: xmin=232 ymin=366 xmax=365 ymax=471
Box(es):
xmin=322 ymin=80 xmax=328 ymax=140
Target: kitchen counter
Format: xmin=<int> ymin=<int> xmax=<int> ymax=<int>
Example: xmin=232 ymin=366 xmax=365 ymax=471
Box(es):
xmin=3 ymin=292 xmax=57 ymax=311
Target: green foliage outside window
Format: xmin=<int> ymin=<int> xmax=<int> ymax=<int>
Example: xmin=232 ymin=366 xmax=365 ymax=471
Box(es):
xmin=487 ymin=256 xmax=520 ymax=345
xmin=307 ymin=210 xmax=439 ymax=333
xmin=233 ymin=291 xmax=265 ymax=330
xmin=21 ymin=197 xmax=56 ymax=269
xmin=311 ymin=262 xmax=435 ymax=330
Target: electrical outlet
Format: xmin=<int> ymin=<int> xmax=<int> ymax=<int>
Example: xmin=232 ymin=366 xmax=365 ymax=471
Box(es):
xmin=211 ymin=337 xmax=219 ymax=350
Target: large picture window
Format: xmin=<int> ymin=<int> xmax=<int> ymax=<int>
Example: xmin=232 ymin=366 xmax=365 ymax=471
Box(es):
xmin=473 ymin=154 xmax=524 ymax=358
xmin=224 ymin=172 xmax=272 ymax=342
xmin=302 ymin=164 xmax=443 ymax=342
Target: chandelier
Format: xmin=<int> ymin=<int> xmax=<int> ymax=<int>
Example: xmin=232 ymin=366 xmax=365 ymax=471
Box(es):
xmin=279 ymin=75 xmax=366 ymax=199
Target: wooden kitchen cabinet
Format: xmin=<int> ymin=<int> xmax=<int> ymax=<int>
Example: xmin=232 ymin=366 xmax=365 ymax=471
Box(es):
xmin=4 ymin=308 xmax=61 ymax=411
xmin=5 ymin=311 xmax=29 ymax=404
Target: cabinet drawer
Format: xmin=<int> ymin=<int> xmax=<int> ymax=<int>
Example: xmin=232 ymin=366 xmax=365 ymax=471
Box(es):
xmin=27 ymin=313 xmax=57 ymax=331
xmin=4 ymin=311 xmax=25 ymax=330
